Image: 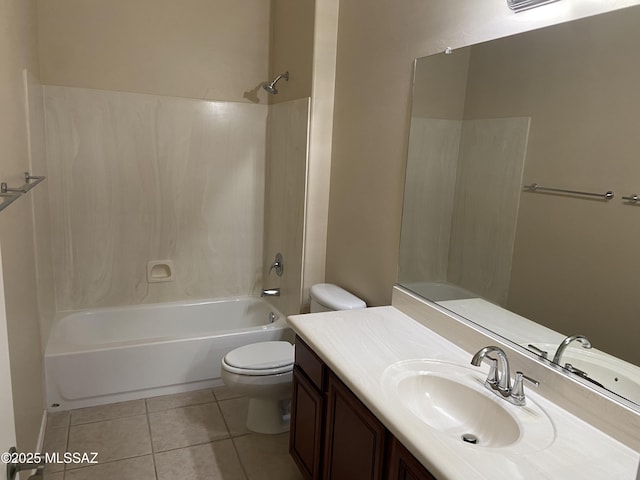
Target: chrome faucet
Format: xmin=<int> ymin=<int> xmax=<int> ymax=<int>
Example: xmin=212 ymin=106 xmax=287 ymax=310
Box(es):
xmin=471 ymin=346 xmax=512 ymax=396
xmin=471 ymin=346 xmax=539 ymax=406
xmin=552 ymin=334 xmax=591 ymax=364
xmin=261 ymin=288 xmax=280 ymax=297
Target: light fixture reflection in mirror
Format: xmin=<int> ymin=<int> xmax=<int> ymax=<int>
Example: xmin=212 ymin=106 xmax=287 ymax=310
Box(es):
xmin=398 ymin=5 xmax=640 ymax=409
xmin=507 ymin=0 xmax=560 ymax=12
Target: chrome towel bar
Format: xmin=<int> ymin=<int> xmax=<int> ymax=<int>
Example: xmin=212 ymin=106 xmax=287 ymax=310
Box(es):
xmin=0 ymin=172 xmax=46 ymax=213
xmin=524 ymin=183 xmax=614 ymax=200
xmin=622 ymin=194 xmax=640 ymax=203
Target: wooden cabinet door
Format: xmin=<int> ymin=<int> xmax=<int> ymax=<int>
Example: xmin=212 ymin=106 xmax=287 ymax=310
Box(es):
xmin=290 ymin=366 xmax=325 ymax=480
xmin=387 ymin=437 xmax=437 ymax=480
xmin=322 ymin=372 xmax=386 ymax=480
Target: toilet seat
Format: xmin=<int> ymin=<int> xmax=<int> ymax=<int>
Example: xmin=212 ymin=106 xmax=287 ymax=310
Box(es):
xmin=222 ymin=341 xmax=294 ymax=376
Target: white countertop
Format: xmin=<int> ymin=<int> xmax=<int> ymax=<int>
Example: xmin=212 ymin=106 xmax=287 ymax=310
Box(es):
xmin=287 ymin=306 xmax=640 ymax=480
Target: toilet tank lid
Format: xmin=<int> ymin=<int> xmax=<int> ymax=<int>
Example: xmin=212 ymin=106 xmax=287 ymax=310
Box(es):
xmin=310 ymin=283 xmax=367 ymax=310
xmin=224 ymin=341 xmax=294 ymax=370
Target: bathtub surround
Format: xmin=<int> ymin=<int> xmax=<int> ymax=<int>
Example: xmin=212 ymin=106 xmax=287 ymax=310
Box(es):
xmin=263 ymin=98 xmax=310 ymax=316
xmin=399 ymin=116 xmax=529 ymax=305
xmin=44 ymin=86 xmax=268 ymax=311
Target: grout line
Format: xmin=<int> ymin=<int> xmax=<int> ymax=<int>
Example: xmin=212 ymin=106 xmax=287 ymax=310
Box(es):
xmin=63 ymin=409 xmax=71 ymax=475
xmin=61 ymin=454 xmax=155 ymax=473
xmin=68 ymin=401 xmax=148 ymax=427
xmin=153 ymin=436 xmax=237 ymax=455
xmin=145 ymin=388 xmax=217 ymax=414
xmin=144 ymin=398 xmax=160 ymax=480
xmin=146 ymin=398 xmax=218 ymax=415
xmin=67 ymin=412 xmax=148 ymax=427
xmin=215 ymin=399 xmax=251 ymax=480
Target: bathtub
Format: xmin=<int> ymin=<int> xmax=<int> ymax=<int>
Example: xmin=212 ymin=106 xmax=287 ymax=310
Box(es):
xmin=44 ymin=296 xmax=290 ymax=410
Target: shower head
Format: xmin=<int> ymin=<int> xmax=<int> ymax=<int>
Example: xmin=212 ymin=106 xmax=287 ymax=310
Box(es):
xmin=263 ymin=72 xmax=289 ymax=95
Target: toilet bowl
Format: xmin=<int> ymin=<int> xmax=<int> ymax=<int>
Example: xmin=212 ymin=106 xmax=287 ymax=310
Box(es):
xmin=221 ymin=341 xmax=294 ymax=434
xmin=220 ymin=283 xmax=366 ymax=434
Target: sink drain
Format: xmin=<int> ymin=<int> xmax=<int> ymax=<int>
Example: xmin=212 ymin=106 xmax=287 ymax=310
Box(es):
xmin=461 ymin=433 xmax=479 ymax=445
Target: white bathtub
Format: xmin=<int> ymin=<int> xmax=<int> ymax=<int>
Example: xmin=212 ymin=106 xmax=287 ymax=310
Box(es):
xmin=44 ymin=296 xmax=290 ymax=410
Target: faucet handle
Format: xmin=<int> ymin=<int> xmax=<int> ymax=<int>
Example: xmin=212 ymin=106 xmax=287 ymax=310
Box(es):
xmin=510 ymin=371 xmax=540 ymax=406
xmin=484 ymin=356 xmax=499 ymax=389
xmin=527 ymin=344 xmax=549 ymax=359
xmin=268 ymin=252 xmax=284 ymax=277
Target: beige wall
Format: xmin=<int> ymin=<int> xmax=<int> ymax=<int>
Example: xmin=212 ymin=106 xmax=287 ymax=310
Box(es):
xmin=37 ymin=0 xmax=270 ymax=103
xmin=301 ymin=0 xmax=340 ymax=309
xmin=411 ymin=48 xmax=470 ymax=120
xmin=0 ymin=0 xmax=45 ymax=452
xmin=326 ymin=0 xmax=640 ymax=307
xmin=269 ymin=0 xmax=314 ymax=104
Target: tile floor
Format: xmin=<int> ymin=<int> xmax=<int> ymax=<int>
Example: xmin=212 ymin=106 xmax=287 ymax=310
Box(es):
xmin=41 ymin=386 xmax=303 ymax=480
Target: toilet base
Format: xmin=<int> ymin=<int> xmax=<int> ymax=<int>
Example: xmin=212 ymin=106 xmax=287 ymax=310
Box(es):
xmin=246 ymin=397 xmax=291 ymax=434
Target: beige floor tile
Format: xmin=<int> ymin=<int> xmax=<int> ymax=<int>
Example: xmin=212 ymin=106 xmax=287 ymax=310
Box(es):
xmin=234 ymin=433 xmax=302 ymax=480
xmin=67 ymin=414 xmax=152 ymax=467
xmin=212 ymin=384 xmax=243 ymax=401
xmin=218 ymin=397 xmax=250 ymax=437
xmin=70 ymin=399 xmax=146 ymax=425
xmin=149 ymin=402 xmax=229 ymax=452
xmin=155 ymin=440 xmax=246 ymax=480
xmin=64 ymin=455 xmax=156 ymax=480
xmin=146 ymin=389 xmax=215 ymax=413
xmin=42 ymin=425 xmax=68 ymax=474
xmin=47 ymin=410 xmax=70 ymax=429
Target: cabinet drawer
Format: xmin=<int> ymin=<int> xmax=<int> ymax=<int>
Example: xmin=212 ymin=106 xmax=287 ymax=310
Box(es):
xmin=295 ymin=336 xmax=327 ymax=392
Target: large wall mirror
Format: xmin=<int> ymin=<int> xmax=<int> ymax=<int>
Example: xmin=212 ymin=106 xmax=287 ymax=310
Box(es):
xmin=398 ymin=5 xmax=640 ymax=409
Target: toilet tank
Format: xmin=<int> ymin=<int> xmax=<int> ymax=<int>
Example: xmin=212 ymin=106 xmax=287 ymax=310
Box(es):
xmin=309 ymin=283 xmax=366 ymax=313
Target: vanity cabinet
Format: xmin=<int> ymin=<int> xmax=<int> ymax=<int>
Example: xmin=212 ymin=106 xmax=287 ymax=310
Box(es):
xmin=387 ymin=437 xmax=437 ymax=480
xmin=290 ymin=338 xmax=327 ymax=479
xmin=290 ymin=336 xmax=436 ymax=480
xmin=323 ymin=371 xmax=387 ymax=479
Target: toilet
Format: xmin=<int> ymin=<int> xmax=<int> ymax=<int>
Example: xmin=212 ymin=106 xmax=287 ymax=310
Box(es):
xmin=220 ymin=283 xmax=366 ymax=434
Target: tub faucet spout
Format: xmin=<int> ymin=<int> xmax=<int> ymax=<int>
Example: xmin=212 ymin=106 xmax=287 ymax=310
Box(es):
xmin=261 ymin=288 xmax=280 ymax=297
xmin=552 ymin=334 xmax=591 ymax=364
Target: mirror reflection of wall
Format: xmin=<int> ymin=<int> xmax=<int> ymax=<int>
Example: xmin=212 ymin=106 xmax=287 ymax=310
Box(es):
xmin=399 ymin=5 xmax=640 ymax=401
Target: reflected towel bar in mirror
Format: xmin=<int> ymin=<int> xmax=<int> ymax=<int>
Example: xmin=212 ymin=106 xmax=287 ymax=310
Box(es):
xmin=524 ymin=183 xmax=614 ymax=200
xmin=622 ymin=194 xmax=640 ymax=204
xmin=0 ymin=172 xmax=46 ymax=213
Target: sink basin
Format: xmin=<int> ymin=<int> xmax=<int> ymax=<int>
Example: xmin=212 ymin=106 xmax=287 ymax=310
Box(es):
xmin=381 ymin=359 xmax=555 ymax=453
xmin=395 ymin=373 xmax=520 ymax=447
